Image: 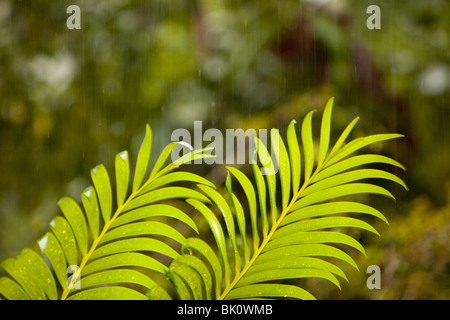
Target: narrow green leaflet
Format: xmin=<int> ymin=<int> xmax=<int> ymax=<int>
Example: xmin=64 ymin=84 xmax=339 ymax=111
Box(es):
xmin=57 ymin=197 xmax=88 ymax=256
xmin=186 ymin=199 xmax=231 ymax=286
xmin=148 ymin=141 xmax=180 ymax=180
xmin=303 ymin=168 xmax=408 ymax=196
xmin=39 ymin=232 xmax=68 ymax=290
xmin=68 ymin=286 xmax=149 ymax=300
xmin=100 ymin=221 xmax=186 ymax=244
xmin=182 ymin=238 xmax=223 ymax=298
xmin=326 ymin=116 xmax=359 ymax=161
xmin=91 ymin=164 xmax=113 ymax=224
xmin=126 ymin=187 xmax=209 ymax=211
xmin=326 ymin=133 xmax=404 ymax=167
xmin=317 ymin=97 xmax=333 ymax=168
xmin=197 ymin=184 xmax=241 ymax=273
xmin=271 ymin=129 xmax=291 ymax=209
xmin=90 ymin=237 xmax=180 ymax=260
xmin=255 ymin=136 xmax=277 ymax=225
xmin=282 ymin=201 xmax=388 ymax=226
xmin=266 ymin=231 xmax=366 ymax=255
xmin=252 ymin=150 xmax=268 ymax=238
xmin=176 ymin=255 xmax=213 ymax=300
xmin=133 ymin=124 xmax=152 ymax=192
xmin=169 ymin=260 xmax=204 ymax=300
xmin=82 ymin=252 xmax=168 ymax=276
xmin=139 ymin=171 xmax=215 ymax=195
xmin=287 ymin=120 xmax=301 ymax=195
xmin=226 ymin=284 xmax=315 ymax=300
xmin=275 ymin=217 xmax=379 ymax=237
xmin=227 ymin=166 xmax=259 ymax=250
xmin=291 ymin=183 xmax=395 ymax=212
xmin=314 ymin=154 xmax=406 ymax=182
xmin=1 ymin=250 xmax=47 ymax=300
xmin=301 ymin=111 xmax=315 ymax=183
xmin=111 ymin=204 xmax=198 ymax=232
xmin=81 ymin=186 xmax=100 ymax=241
xmin=247 ymin=256 xmax=347 ymax=281
xmin=115 ymin=151 xmax=130 ymax=207
xmin=0 ymin=277 xmax=30 ymax=300
xmin=236 ymin=268 xmax=340 ymax=289
xmin=226 ymin=174 xmax=251 ymax=262
xmin=78 ymin=269 xmax=156 ymax=291
xmin=0 ymin=107 xmax=406 ymax=301
xmin=49 ymin=216 xmax=78 ymax=266
xmin=255 ymin=244 xmax=358 ymax=270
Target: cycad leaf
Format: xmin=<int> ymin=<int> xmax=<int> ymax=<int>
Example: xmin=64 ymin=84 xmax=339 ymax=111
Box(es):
xmin=91 ymin=164 xmax=113 ymax=224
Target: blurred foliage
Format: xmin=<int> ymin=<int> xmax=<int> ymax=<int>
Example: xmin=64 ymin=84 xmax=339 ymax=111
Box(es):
xmin=0 ymin=0 xmax=448 ymax=299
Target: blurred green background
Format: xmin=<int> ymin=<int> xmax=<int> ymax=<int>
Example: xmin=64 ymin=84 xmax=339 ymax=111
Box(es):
xmin=0 ymin=0 xmax=448 ymax=299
